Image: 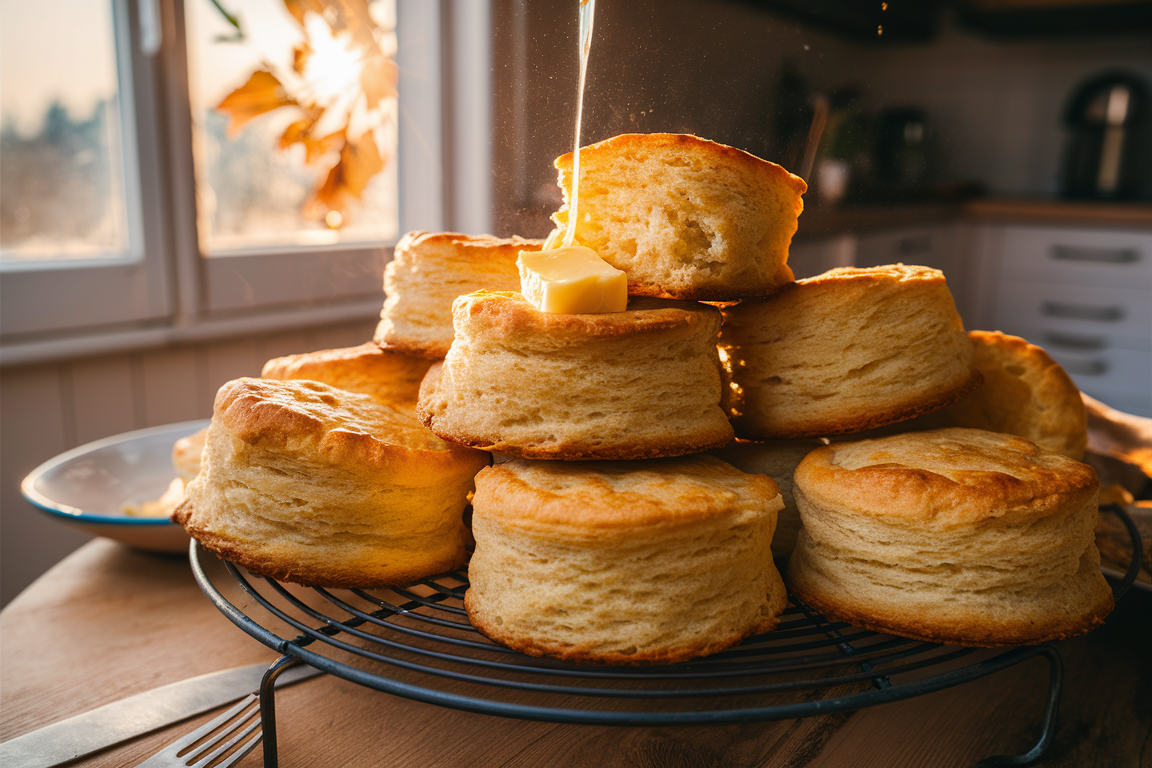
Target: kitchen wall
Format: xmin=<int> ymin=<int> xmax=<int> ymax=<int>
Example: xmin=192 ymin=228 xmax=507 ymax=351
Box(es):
xmin=491 ymin=0 xmax=860 ymax=238
xmin=857 ymin=17 xmax=1152 ymax=198
xmin=0 ymin=318 xmax=379 ymax=607
xmin=490 ymin=0 xmax=1152 ymax=237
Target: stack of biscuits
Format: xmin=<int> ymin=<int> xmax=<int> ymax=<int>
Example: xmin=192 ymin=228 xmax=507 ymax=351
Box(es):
xmin=172 ymin=131 xmax=1115 ymax=663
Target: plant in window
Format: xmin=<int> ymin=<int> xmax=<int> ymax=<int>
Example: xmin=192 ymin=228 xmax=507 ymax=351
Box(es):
xmin=213 ymin=0 xmax=396 ymax=228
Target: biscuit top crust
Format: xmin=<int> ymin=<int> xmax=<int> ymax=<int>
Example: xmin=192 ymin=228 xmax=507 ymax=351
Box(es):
xmin=473 ymin=455 xmax=781 ymax=535
xmin=452 ymin=290 xmax=721 ymax=342
xmin=397 ymin=230 xmax=543 ymax=260
xmin=214 ymin=377 xmax=486 ymax=468
xmin=958 ymin=330 xmax=1087 ymax=459
xmin=798 ymin=263 xmax=943 ymax=289
xmin=261 ymin=341 xmax=402 ymax=380
xmin=798 ymin=427 xmax=1098 ymax=526
xmin=553 ymin=133 xmax=807 ymax=198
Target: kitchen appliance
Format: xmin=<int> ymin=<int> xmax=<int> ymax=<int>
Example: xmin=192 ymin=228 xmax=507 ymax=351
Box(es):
xmin=873 ymin=107 xmax=932 ymax=194
xmin=1061 ymin=71 xmax=1152 ymax=200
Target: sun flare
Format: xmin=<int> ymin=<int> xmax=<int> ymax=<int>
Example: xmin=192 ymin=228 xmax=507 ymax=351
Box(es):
xmin=302 ymin=13 xmax=363 ymax=104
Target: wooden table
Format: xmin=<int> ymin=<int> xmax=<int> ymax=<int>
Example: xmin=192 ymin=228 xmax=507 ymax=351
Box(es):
xmin=2 ymin=539 xmax=1149 ymax=767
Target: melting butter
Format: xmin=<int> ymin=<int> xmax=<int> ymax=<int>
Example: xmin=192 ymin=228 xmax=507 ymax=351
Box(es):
xmin=518 ymin=245 xmax=627 ymax=314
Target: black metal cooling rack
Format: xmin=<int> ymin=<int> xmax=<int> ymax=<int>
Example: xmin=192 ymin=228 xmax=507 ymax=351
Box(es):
xmin=189 ymin=505 xmax=1143 ymax=768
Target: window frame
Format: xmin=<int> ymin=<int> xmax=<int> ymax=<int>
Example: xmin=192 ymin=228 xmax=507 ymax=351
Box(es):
xmin=0 ymin=0 xmax=173 ymax=339
xmin=1 ymin=0 xmax=490 ymax=365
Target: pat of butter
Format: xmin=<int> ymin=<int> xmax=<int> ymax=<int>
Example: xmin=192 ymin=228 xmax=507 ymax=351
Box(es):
xmin=517 ymin=245 xmax=628 ymax=314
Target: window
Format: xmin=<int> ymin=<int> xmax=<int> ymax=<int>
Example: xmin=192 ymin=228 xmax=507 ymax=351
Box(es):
xmin=0 ymin=0 xmax=489 ymax=361
xmin=1 ymin=0 xmax=170 ymax=338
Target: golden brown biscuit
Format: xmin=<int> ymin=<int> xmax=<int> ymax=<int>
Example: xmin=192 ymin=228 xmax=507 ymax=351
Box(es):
xmin=261 ymin=341 xmax=433 ymax=408
xmin=719 ymin=264 xmax=980 ymax=439
xmin=708 ymin=438 xmax=824 ymax=561
xmin=374 ymin=231 xmax=543 ymax=358
xmin=786 ymin=428 xmax=1114 ymax=646
xmin=465 ymin=455 xmax=788 ymax=664
xmin=417 ymin=291 xmax=734 ymax=460
xmin=896 ymin=331 xmax=1087 ymax=460
xmin=173 ymin=378 xmax=490 ymax=587
xmin=546 ymin=133 xmax=805 ymax=301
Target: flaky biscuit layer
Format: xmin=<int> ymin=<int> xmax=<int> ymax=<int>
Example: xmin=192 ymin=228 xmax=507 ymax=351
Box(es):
xmin=903 ymin=330 xmax=1088 ymax=460
xmin=375 ymin=230 xmax=543 ymax=358
xmin=418 ymin=291 xmax=733 ymax=460
xmin=720 ymin=264 xmax=980 ymax=439
xmin=547 ymin=133 xmax=804 ymax=301
xmin=262 ymin=341 xmax=433 ymax=408
xmin=786 ymin=428 xmax=1113 ymax=646
xmin=173 ymin=378 xmax=489 ymax=587
xmin=465 ymin=456 xmax=787 ymax=664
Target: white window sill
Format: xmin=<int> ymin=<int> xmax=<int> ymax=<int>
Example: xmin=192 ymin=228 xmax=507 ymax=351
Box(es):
xmin=0 ymin=297 xmax=384 ymax=368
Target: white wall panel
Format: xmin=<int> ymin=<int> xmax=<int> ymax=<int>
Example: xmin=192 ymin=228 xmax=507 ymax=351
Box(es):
xmin=69 ymin=355 xmax=142 ymax=445
xmin=140 ymin=347 xmax=208 ymax=426
xmin=0 ymin=319 xmax=379 ymax=607
xmin=0 ymin=364 xmax=88 ymax=607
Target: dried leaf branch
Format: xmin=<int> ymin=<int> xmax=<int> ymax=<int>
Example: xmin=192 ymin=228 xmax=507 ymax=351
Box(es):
xmin=214 ymin=0 xmax=397 ymax=226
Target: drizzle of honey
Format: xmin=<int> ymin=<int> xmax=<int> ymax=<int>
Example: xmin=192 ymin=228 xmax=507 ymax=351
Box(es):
xmin=563 ymin=0 xmax=597 ymax=248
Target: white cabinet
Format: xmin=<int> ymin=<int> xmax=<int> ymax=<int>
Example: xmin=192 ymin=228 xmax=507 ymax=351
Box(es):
xmin=976 ymin=224 xmax=1152 ymax=416
xmin=793 ymin=223 xmax=976 ymax=322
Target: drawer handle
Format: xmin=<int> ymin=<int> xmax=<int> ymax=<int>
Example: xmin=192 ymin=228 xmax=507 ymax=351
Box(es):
xmin=1043 ymin=331 xmax=1106 ymax=351
xmin=1059 ymin=359 xmax=1109 ymax=377
xmin=1040 ymin=301 xmax=1124 ymax=322
xmin=1051 ymin=245 xmax=1140 ymax=264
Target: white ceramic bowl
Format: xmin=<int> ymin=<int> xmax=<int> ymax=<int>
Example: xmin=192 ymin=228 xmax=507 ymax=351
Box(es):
xmin=21 ymin=420 xmax=210 ymax=554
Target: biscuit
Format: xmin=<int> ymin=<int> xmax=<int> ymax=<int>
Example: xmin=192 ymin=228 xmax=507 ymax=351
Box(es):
xmin=545 ymin=133 xmax=805 ymax=301
xmin=374 ymin=231 xmax=543 ymax=358
xmin=719 ymin=264 xmax=981 ymax=439
xmin=262 ymin=341 xmax=433 ymax=408
xmin=465 ymin=455 xmax=788 ymax=664
xmin=786 ymin=428 xmax=1114 ymax=646
xmin=173 ymin=378 xmax=490 ymax=587
xmin=708 ymin=438 xmax=824 ymax=561
xmin=417 ymin=291 xmax=734 ymax=460
xmin=905 ymin=331 xmax=1088 ymax=460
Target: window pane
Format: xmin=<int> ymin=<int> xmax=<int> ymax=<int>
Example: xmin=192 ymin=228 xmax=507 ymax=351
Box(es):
xmin=186 ymin=0 xmax=399 ymax=255
xmin=0 ymin=0 xmax=131 ymax=263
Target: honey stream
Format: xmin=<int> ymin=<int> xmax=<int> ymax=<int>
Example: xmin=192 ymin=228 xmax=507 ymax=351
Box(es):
xmin=562 ymin=0 xmax=596 ymax=248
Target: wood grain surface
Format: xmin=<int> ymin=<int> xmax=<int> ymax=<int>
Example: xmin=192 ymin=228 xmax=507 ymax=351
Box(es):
xmin=1 ymin=540 xmax=1149 ymax=768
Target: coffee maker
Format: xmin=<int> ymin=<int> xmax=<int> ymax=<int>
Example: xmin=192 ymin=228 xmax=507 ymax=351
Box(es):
xmin=1061 ymin=71 xmax=1151 ymax=200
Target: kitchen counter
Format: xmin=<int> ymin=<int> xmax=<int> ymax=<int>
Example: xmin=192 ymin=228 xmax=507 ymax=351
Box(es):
xmin=1 ymin=539 xmax=1149 ymax=767
xmin=795 ymin=197 xmax=1152 ymax=239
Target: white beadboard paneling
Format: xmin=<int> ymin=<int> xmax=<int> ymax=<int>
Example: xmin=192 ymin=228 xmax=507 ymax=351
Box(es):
xmin=69 ymin=355 xmax=143 ymax=445
xmin=140 ymin=346 xmax=209 ymax=426
xmin=203 ymin=338 xmax=262 ymax=410
xmin=256 ymin=329 xmax=316 ymax=371
xmin=0 ymin=364 xmax=91 ymax=607
xmin=309 ymin=319 xmax=380 ymax=353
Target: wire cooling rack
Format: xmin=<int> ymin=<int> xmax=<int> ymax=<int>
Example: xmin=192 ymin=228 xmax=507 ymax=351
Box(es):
xmin=189 ymin=504 xmax=1142 ymax=768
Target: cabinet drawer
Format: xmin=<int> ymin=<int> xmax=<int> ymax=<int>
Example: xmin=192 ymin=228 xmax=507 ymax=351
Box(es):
xmin=992 ymin=279 xmax=1151 ymax=349
xmin=999 ymin=226 xmax=1152 ymax=290
xmin=1048 ymin=346 xmax=1151 ymax=417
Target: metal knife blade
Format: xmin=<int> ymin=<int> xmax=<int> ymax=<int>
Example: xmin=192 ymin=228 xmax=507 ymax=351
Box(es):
xmin=0 ymin=661 xmax=322 ymax=768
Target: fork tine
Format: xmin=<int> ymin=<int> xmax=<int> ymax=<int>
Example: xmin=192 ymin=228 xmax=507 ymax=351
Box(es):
xmin=135 ymin=693 xmax=263 ymax=767
xmin=183 ymin=696 xmax=262 ymax=768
